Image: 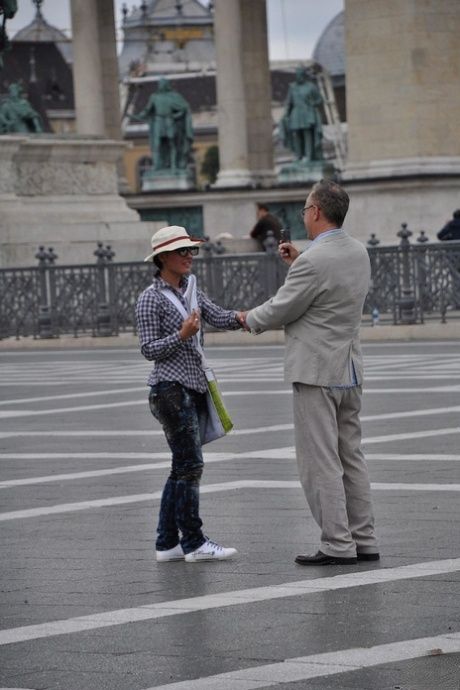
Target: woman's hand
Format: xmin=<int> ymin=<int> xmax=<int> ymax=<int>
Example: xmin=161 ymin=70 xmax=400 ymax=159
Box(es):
xmin=236 ymin=311 xmax=250 ymax=331
xmin=179 ymin=309 xmax=201 ymax=340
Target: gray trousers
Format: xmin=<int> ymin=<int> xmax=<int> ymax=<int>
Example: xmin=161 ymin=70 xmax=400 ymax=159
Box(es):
xmin=293 ymin=383 xmax=378 ymax=558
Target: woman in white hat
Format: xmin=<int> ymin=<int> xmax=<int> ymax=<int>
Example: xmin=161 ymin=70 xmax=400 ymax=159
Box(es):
xmin=136 ymin=226 xmax=246 ymax=563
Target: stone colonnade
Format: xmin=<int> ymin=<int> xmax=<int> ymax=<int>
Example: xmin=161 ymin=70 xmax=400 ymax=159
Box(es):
xmin=65 ymin=0 xmax=460 ymax=244
xmin=69 ymin=0 xmax=275 ymax=187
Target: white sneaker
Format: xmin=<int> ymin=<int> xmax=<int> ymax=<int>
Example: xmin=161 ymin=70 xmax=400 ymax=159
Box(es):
xmin=156 ymin=544 xmax=185 ymax=562
xmin=185 ymin=539 xmax=237 ymax=563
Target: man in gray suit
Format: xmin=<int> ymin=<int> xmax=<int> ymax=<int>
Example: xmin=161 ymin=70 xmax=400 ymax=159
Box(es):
xmin=243 ymin=179 xmax=379 ymax=565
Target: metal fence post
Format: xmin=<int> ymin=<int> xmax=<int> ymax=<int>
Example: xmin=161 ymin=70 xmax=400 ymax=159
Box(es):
xmin=94 ymin=243 xmax=115 ymax=336
xmin=34 ymin=246 xmax=56 ymax=338
xmin=396 ymin=223 xmax=417 ymax=324
xmin=415 ymin=231 xmax=430 ymax=324
xmin=263 ymin=231 xmax=281 ymax=296
xmin=201 ymin=239 xmax=215 ymax=298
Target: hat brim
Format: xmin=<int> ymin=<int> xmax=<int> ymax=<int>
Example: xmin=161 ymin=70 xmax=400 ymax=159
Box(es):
xmin=144 ymin=237 xmax=205 ymax=262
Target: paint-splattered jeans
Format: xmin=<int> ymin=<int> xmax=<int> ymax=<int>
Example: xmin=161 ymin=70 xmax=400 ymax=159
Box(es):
xmin=149 ymin=381 xmax=208 ymax=554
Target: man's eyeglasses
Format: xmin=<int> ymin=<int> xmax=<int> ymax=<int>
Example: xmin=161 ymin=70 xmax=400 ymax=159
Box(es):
xmin=300 ymin=204 xmax=317 ymax=219
xmin=175 ymin=247 xmax=199 ymax=257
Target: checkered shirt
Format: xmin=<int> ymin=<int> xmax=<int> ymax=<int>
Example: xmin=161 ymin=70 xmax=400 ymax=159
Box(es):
xmin=136 ymin=274 xmax=240 ymax=393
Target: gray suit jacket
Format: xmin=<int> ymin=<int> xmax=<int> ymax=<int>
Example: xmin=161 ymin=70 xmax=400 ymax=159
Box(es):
xmin=246 ymin=230 xmax=370 ymax=386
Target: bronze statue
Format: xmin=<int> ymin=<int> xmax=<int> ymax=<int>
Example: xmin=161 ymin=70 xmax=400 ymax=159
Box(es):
xmin=0 ymin=0 xmax=18 ymax=68
xmin=0 ymin=83 xmax=43 ymax=133
xmin=134 ymin=77 xmax=194 ymax=171
xmin=281 ymin=66 xmax=323 ymax=162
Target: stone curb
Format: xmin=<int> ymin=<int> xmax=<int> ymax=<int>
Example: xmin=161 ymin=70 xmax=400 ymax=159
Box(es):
xmin=0 ymin=322 xmax=459 ymax=349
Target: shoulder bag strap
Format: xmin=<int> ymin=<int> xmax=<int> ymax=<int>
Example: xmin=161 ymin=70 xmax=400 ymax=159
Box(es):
xmin=160 ymin=277 xmax=209 ymax=369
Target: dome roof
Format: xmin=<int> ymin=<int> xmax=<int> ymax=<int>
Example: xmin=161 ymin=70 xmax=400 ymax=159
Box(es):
xmin=312 ymin=11 xmax=345 ymax=77
xmin=13 ymin=3 xmax=72 ymax=63
xmin=123 ymin=0 xmax=213 ymax=28
xmin=14 ymin=9 xmax=68 ymax=43
xmin=119 ymin=0 xmax=214 ymax=77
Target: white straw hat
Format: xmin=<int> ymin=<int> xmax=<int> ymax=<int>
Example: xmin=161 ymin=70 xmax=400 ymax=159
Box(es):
xmin=144 ymin=226 xmax=205 ymax=262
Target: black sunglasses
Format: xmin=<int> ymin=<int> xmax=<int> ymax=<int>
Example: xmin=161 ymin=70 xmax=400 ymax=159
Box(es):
xmin=175 ymin=247 xmax=199 ymax=257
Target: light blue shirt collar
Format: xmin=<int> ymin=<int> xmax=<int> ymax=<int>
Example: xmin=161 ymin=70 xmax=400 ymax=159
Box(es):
xmin=311 ymin=228 xmax=343 ymax=244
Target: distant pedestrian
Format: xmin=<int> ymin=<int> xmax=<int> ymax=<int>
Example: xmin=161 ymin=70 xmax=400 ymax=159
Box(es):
xmin=136 ymin=226 xmax=246 ymax=563
xmin=437 ymin=209 xmax=460 ymax=309
xmin=250 ymin=203 xmax=282 ymax=251
xmin=240 ymin=180 xmax=379 ymax=566
xmin=437 ymin=210 xmax=460 ymax=241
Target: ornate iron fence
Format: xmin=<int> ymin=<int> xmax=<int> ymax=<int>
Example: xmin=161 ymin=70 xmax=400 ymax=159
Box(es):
xmin=0 ymin=228 xmax=459 ymax=339
xmin=0 ymin=240 xmax=287 ymax=339
xmin=365 ymin=225 xmax=460 ymax=325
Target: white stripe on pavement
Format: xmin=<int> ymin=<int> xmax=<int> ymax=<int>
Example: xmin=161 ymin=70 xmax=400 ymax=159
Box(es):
xmin=2 ymin=451 xmax=460 ymax=462
xmin=0 ymin=452 xmax=170 ymax=461
xmin=2 ymin=397 xmax=460 ymax=420
xmin=0 ymin=453 xmax=236 ymax=488
xmin=363 ymin=427 xmax=460 ymax=444
xmin=1 ymin=451 xmax=460 ymax=488
xmin=366 ymin=453 xmax=460 ymax=461
xmin=2 ymin=385 xmax=460 ymax=408
xmin=1 ymin=480 xmax=459 ymax=521
xmin=147 ymin=631 xmax=460 ymax=690
xmin=0 ymin=387 xmax=147 ymax=407
xmin=0 ymin=423 xmax=293 ymax=438
xmin=0 ymin=558 xmax=459 ymax=647
xmin=2 ymin=424 xmax=460 ymax=444
xmin=0 ymin=424 xmax=292 ymax=438
xmin=5 ymin=374 xmax=460 ymax=385
xmin=366 ymin=374 xmax=460 ymax=380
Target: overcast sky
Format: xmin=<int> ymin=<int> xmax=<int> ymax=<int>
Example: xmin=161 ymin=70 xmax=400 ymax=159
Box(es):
xmin=9 ymin=0 xmax=344 ymax=61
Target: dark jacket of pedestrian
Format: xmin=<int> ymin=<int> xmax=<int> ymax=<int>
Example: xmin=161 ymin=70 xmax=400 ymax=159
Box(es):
xmin=437 ymin=210 xmax=460 ymax=241
xmin=250 ymin=204 xmax=282 ymax=250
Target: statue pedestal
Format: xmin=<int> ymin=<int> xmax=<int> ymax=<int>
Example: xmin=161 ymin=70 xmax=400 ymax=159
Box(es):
xmin=278 ymin=159 xmax=329 ymax=186
xmin=0 ymin=135 xmax=163 ymax=267
xmin=141 ymin=167 xmax=195 ymax=192
xmin=341 ymin=157 xmax=460 ymax=245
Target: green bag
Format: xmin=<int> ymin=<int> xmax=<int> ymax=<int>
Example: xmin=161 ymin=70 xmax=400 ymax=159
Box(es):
xmin=199 ymin=368 xmax=233 ymax=444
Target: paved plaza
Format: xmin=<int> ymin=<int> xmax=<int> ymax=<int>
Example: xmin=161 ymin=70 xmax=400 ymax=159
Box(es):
xmin=0 ymin=340 xmax=460 ymax=690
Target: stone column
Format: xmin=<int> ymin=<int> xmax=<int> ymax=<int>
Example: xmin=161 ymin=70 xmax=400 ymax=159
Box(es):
xmin=96 ymin=0 xmax=122 ymax=140
xmin=213 ymin=0 xmax=275 ymax=188
xmin=342 ymin=0 xmax=460 ymax=243
xmin=70 ymin=0 xmax=121 ymax=139
xmin=344 ymin=0 xmax=460 ymax=175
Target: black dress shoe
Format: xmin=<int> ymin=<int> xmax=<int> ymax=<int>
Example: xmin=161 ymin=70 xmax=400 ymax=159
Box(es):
xmin=357 ymin=552 xmax=380 ymax=562
xmin=295 ymin=550 xmax=357 ymax=566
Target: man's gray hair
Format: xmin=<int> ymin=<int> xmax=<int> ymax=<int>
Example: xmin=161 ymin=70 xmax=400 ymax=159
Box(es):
xmin=310 ymin=179 xmax=349 ymax=228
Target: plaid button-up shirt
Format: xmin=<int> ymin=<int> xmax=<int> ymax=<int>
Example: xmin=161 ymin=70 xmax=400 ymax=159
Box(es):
xmin=136 ymin=274 xmax=240 ymax=393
